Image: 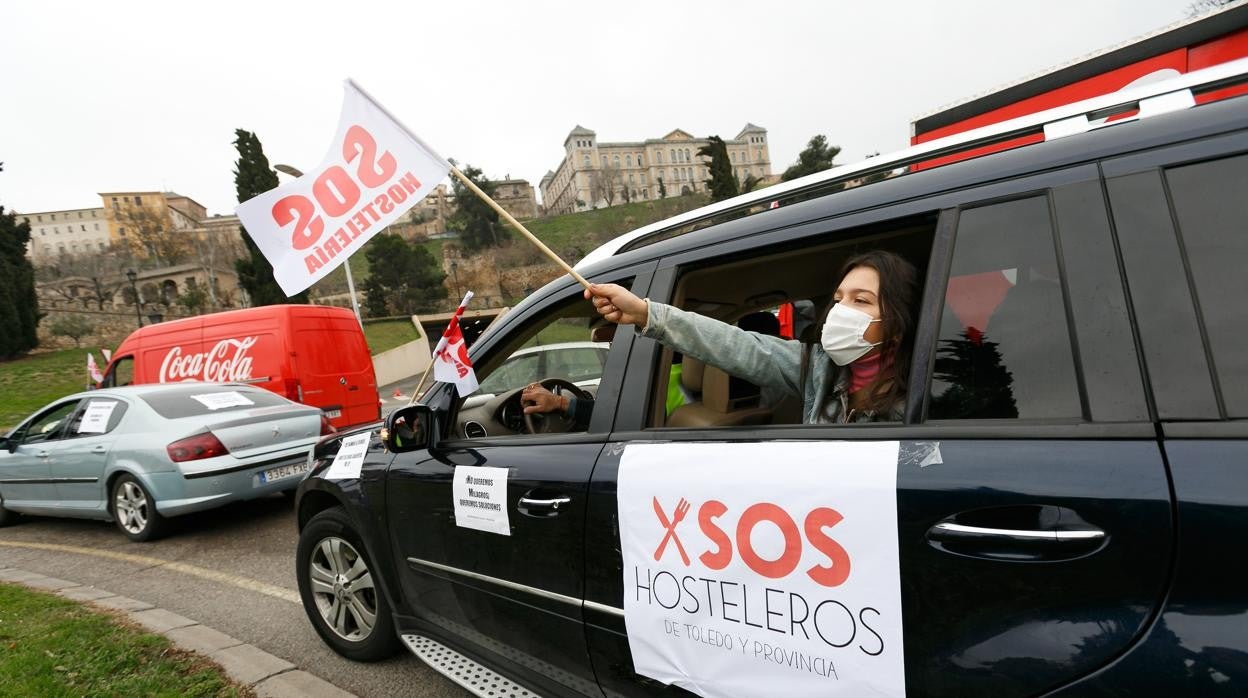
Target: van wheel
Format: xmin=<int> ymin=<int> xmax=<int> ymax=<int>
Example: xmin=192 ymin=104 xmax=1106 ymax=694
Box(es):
xmin=112 ymin=474 xmax=166 ymax=542
xmin=0 ymin=495 xmax=18 ymax=527
xmin=296 ymin=507 xmax=399 ymax=661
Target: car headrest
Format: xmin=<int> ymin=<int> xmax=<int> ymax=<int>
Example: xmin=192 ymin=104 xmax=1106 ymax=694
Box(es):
xmin=681 ymin=357 xmax=704 ymax=392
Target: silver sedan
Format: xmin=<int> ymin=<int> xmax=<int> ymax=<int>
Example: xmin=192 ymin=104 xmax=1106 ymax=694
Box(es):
xmin=0 ymin=383 xmax=332 ymax=541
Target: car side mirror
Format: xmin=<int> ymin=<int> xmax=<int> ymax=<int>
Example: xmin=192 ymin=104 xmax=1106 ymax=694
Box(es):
xmin=382 ymin=404 xmax=437 ymax=453
xmin=0 ymin=436 xmax=14 ymax=453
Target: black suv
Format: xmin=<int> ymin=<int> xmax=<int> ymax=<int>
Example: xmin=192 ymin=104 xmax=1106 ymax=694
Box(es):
xmin=294 ymin=65 xmax=1248 ymax=697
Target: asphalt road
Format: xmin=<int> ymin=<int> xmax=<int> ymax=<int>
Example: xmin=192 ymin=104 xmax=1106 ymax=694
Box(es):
xmin=0 ymin=494 xmax=467 ymax=698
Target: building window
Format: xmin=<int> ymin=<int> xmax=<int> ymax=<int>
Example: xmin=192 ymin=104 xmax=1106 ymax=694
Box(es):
xmin=36 ymin=215 xmax=43 ymax=222
xmin=757 ymin=150 xmax=763 ymax=162
xmin=638 ymin=154 xmax=644 ymax=167
xmin=602 ymin=155 xmax=608 ymax=167
xmin=670 ymin=149 xmax=676 ymax=163
xmin=583 ymin=155 xmax=590 ymax=167
xmin=98 ymin=241 xmax=106 ymax=251
xmin=134 ymin=196 xmax=142 ymax=205
xmin=119 ymin=227 xmax=126 ymax=236
xmin=613 ymin=155 xmax=620 ymax=168
xmin=111 ymin=197 xmax=119 ymax=209
xmin=626 ymin=154 xmax=633 ymax=167
xmin=642 ymin=189 xmax=648 ymax=198
xmin=629 ymin=174 xmax=635 ymax=184
xmin=94 ymin=223 xmax=99 ymax=230
xmin=657 ymin=151 xmax=663 ymax=164
xmin=685 ymin=148 xmax=691 ymax=162
xmin=81 ymin=225 xmax=86 ymax=231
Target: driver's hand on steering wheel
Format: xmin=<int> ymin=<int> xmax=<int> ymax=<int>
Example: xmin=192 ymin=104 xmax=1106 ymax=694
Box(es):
xmin=522 ymin=383 xmax=569 ymax=415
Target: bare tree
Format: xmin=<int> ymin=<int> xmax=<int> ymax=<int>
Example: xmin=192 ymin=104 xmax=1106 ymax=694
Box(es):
xmin=589 ymin=164 xmax=622 ymax=207
xmin=36 ymin=247 xmax=135 ymax=310
xmin=188 ymin=224 xmax=245 ymax=306
xmin=115 ymin=203 xmax=189 ymax=265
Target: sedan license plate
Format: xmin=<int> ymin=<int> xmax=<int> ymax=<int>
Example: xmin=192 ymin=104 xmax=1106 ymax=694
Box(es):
xmin=259 ymin=461 xmax=309 ymax=484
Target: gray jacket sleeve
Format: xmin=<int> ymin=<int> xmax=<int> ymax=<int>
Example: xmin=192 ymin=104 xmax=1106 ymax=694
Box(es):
xmin=640 ymin=302 xmax=804 ymax=398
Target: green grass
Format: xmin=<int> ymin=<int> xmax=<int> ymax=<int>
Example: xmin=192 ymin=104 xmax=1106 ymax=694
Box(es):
xmin=0 ymin=348 xmax=99 ymax=432
xmin=362 ymin=319 xmax=424 ymax=354
xmin=0 ymin=583 xmax=248 ymax=697
xmin=521 ymin=195 xmax=709 ymax=263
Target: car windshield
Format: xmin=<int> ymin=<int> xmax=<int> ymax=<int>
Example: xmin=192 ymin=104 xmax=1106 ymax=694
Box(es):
xmin=140 ymin=386 xmax=289 ymax=419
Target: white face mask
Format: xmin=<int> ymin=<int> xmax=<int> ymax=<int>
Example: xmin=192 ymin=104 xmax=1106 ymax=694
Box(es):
xmin=820 ymin=303 xmax=881 ymax=366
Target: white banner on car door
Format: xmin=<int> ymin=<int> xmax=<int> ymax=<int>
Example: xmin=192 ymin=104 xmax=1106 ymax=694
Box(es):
xmin=618 ymin=441 xmax=905 ymax=698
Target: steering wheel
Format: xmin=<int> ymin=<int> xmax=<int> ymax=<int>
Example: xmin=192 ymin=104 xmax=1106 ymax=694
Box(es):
xmin=522 ymin=378 xmax=594 ymax=434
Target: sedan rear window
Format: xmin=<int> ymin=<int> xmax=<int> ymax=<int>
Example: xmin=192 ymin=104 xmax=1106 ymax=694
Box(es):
xmin=140 ymin=386 xmax=289 ymax=419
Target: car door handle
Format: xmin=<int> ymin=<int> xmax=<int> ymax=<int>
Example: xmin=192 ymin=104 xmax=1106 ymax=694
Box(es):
xmin=36 ymin=450 xmax=50 ymax=459
xmin=929 ymin=522 xmax=1105 ymax=543
xmin=91 ymin=445 xmax=107 ymax=454
xmin=517 ymin=493 xmax=572 ymax=518
xmin=926 ymin=505 xmax=1108 ymax=562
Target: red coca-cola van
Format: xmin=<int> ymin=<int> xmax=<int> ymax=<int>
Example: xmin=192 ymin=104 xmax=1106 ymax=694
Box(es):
xmin=99 ymin=305 xmax=379 ymax=429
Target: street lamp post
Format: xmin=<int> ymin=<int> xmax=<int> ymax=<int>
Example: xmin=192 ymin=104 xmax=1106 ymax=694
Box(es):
xmin=274 ymin=163 xmax=363 ymax=325
xmin=126 ymin=269 xmax=142 ymax=328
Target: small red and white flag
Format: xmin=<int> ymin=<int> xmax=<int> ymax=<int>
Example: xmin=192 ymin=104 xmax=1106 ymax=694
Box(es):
xmin=433 ymin=291 xmax=478 ymax=397
xmin=87 ymin=352 xmax=104 ymax=383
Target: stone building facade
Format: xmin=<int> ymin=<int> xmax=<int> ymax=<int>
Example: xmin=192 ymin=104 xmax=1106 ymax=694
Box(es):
xmin=16 ymin=206 xmax=111 ymax=263
xmin=539 ymin=124 xmax=773 ymax=216
xmin=98 ymin=190 xmax=206 ymax=255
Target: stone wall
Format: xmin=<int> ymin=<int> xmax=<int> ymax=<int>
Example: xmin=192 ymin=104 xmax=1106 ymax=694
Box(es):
xmin=36 ymin=305 xmax=193 ymax=353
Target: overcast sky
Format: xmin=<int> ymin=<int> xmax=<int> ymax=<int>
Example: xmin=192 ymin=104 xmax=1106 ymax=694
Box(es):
xmin=0 ymin=0 xmax=1203 ymax=215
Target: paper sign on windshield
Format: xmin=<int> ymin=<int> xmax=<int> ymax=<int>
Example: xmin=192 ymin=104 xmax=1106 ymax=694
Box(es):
xmin=190 ymin=391 xmax=255 ymax=410
xmin=324 ymin=432 xmax=370 ymax=480
xmin=77 ymin=400 xmax=118 ymax=434
xmin=452 ymin=466 xmax=510 ymax=536
xmin=618 ymin=441 xmax=905 ymax=698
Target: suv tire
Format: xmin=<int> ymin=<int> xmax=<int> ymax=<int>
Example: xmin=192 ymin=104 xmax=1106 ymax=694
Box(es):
xmin=296 ymin=506 xmax=400 ymax=661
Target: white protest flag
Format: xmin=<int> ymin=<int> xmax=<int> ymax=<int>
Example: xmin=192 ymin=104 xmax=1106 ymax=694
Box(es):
xmin=235 ymin=80 xmax=451 ymax=296
xmin=86 ymin=352 xmax=104 ymax=383
xmin=432 ymin=292 xmax=478 ymax=397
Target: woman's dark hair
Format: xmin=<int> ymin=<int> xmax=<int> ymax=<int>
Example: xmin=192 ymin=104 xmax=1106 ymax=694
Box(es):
xmin=835 ymin=249 xmax=919 ymax=414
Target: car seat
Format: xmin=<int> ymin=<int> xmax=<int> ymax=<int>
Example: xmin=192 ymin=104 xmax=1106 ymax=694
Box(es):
xmin=668 ymin=363 xmax=773 ymax=427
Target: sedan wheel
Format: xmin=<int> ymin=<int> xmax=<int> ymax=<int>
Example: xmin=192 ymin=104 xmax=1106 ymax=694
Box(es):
xmin=112 ymin=474 xmax=166 ymax=542
xmin=297 ymin=506 xmax=399 ymax=661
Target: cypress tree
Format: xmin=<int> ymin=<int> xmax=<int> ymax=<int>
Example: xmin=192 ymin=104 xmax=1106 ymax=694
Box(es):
xmin=697 ymin=136 xmax=739 ymax=203
xmin=0 ymin=190 xmax=40 ymax=358
xmin=232 ymin=129 xmax=308 ymax=305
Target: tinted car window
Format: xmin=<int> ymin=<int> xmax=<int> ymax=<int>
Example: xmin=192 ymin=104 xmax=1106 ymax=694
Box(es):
xmin=1164 ymin=153 xmax=1248 ymax=418
xmin=476 ymin=353 xmax=542 ymax=394
xmin=547 ymin=348 xmax=606 ymax=383
xmin=930 ymin=196 xmax=1082 ymax=420
xmin=141 ymin=386 xmax=288 ymax=419
xmin=17 ymin=401 xmax=81 ymax=445
xmin=64 ymin=398 xmax=129 ymax=437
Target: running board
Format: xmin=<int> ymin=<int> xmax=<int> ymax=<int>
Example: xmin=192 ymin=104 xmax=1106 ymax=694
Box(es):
xmin=401 ymin=634 xmax=541 ymax=698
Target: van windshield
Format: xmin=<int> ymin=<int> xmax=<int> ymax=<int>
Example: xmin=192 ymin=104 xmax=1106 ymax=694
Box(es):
xmin=140 ymin=386 xmax=290 ymax=419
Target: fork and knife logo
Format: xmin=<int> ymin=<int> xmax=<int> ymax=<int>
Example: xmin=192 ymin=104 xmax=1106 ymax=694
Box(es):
xmin=653 ymin=496 xmax=692 ymax=566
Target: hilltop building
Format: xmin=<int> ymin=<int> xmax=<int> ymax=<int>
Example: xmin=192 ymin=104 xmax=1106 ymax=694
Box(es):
xmin=539 ymin=124 xmax=773 ymax=216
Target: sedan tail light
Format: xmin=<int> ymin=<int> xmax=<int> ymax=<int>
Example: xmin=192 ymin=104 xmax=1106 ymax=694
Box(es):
xmin=320 ymin=415 xmax=337 ymax=436
xmin=167 ymin=432 xmax=229 ymax=462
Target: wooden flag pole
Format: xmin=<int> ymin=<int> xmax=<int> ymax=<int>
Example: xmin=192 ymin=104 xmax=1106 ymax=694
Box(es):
xmin=408 ymin=359 xmax=437 ymax=406
xmin=449 ymin=166 xmax=592 ymax=291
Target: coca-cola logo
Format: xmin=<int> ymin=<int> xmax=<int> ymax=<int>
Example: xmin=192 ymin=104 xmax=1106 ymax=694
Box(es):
xmin=159 ymin=336 xmax=259 ymax=383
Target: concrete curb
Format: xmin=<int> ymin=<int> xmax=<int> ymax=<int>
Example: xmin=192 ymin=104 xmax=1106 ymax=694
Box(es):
xmin=0 ymin=564 xmax=355 ymax=698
